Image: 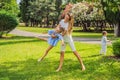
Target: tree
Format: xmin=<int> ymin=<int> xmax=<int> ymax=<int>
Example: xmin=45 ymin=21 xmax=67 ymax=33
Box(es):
xmin=55 ymin=0 xmax=62 ymax=23
xmin=101 ymin=0 xmax=120 ymax=37
xmin=0 ymin=0 xmax=18 ymax=16
xmin=19 ymin=0 xmax=32 ymax=26
xmin=71 ymin=1 xmax=105 ymax=31
xmin=0 ymin=10 xmax=18 ymax=38
xmin=27 ymin=0 xmax=57 ymax=27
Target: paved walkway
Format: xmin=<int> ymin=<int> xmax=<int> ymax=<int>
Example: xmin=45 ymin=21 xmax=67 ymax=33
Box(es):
xmin=10 ymin=29 xmax=102 ymax=44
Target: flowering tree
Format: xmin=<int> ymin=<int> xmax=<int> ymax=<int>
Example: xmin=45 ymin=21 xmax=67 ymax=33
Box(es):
xmin=71 ymin=2 xmax=105 ymax=31
xmin=71 ymin=1 xmax=106 ymax=31
xmin=71 ymin=1 xmax=105 ymax=21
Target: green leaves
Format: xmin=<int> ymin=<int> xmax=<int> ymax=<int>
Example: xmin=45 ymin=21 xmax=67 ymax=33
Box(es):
xmin=0 ymin=0 xmax=19 ymax=16
xmin=72 ymin=2 xmax=105 ymax=21
xmin=19 ymin=0 xmax=63 ymax=26
xmin=101 ymin=0 xmax=120 ymax=24
xmin=112 ymin=39 xmax=120 ymax=56
xmin=0 ymin=10 xmax=18 ymax=37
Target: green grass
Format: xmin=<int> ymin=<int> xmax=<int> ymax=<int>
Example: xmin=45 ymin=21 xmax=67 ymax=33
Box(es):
xmin=72 ymin=32 xmax=113 ymax=38
xmin=17 ymin=26 xmax=114 ymax=39
xmin=17 ymin=26 xmax=51 ymax=34
xmin=0 ymin=36 xmax=120 ymax=80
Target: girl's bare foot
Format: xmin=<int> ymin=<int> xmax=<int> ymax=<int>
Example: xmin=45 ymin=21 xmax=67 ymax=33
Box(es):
xmin=82 ymin=64 xmax=85 ymax=71
xmin=56 ymin=68 xmax=61 ymax=72
xmin=38 ymin=58 xmax=42 ymax=62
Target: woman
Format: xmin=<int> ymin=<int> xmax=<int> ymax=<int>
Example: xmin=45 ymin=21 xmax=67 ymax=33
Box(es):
xmin=56 ymin=13 xmax=85 ymax=72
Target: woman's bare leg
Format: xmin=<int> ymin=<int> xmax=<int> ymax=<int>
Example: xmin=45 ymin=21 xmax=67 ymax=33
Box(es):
xmin=73 ymin=51 xmax=85 ymax=71
xmin=38 ymin=45 xmax=53 ymax=62
xmin=56 ymin=51 xmax=64 ymax=72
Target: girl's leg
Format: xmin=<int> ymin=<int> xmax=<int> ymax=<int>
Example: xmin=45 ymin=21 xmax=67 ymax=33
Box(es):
xmin=36 ymin=36 xmax=48 ymax=41
xmin=100 ymin=44 xmax=104 ymax=54
xmin=73 ymin=51 xmax=85 ymax=71
xmin=56 ymin=51 xmax=64 ymax=72
xmin=103 ymin=45 xmax=107 ymax=55
xmin=100 ymin=49 xmax=103 ymax=55
xmin=38 ymin=45 xmax=53 ymax=62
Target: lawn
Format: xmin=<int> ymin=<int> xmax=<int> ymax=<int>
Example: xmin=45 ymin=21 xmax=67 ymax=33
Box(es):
xmin=0 ymin=36 xmax=120 ymax=80
xmin=17 ymin=26 xmax=114 ymax=39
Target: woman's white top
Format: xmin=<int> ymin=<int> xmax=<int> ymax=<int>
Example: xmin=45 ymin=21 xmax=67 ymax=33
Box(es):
xmin=59 ymin=19 xmax=68 ymax=30
xmin=59 ymin=19 xmax=73 ymax=42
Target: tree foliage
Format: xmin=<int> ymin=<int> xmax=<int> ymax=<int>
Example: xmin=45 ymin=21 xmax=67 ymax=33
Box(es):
xmin=0 ymin=10 xmax=18 ymax=37
xmin=101 ymin=0 xmax=120 ymax=24
xmin=19 ymin=0 xmax=32 ymax=26
xmin=19 ymin=0 xmax=116 ymax=33
xmin=72 ymin=1 xmax=105 ymax=21
xmin=71 ymin=1 xmax=106 ymax=31
xmin=112 ymin=39 xmax=120 ymax=56
xmin=20 ymin=0 xmax=63 ymax=27
xmin=0 ymin=0 xmax=19 ymax=16
xmin=101 ymin=0 xmax=120 ymax=37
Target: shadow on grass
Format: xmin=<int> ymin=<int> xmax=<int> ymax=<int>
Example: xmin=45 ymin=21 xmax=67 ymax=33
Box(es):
xmin=82 ymin=54 xmax=100 ymax=58
xmin=0 ymin=56 xmax=120 ymax=80
xmin=55 ymin=47 xmax=98 ymax=54
xmin=0 ymin=36 xmax=33 ymax=40
xmin=56 ymin=51 xmax=73 ymax=54
xmin=0 ymin=36 xmax=44 ymax=46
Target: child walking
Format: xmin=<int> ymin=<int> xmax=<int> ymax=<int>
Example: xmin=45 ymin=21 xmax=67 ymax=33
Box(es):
xmin=38 ymin=26 xmax=64 ymax=62
xmin=100 ymin=31 xmax=110 ymax=55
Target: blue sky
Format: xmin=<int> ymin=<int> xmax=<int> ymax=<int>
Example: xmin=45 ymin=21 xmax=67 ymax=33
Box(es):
xmin=17 ymin=0 xmax=21 ymax=4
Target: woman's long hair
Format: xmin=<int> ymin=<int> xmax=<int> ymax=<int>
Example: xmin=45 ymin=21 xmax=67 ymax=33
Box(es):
xmin=67 ymin=13 xmax=74 ymax=34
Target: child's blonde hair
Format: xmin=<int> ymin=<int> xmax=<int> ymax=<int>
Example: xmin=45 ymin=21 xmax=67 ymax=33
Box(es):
xmin=59 ymin=27 xmax=65 ymax=33
xmin=102 ymin=31 xmax=107 ymax=35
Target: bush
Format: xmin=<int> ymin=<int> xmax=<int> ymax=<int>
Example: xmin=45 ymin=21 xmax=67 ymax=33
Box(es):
xmin=112 ymin=39 xmax=120 ymax=56
xmin=0 ymin=10 xmax=18 ymax=37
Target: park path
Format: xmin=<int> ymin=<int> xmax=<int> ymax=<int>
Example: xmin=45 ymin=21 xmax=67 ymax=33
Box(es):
xmin=10 ymin=29 xmax=102 ymax=44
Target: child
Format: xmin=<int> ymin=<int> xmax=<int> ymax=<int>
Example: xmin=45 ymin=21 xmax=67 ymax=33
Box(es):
xmin=38 ymin=26 xmax=64 ymax=62
xmin=100 ymin=31 xmax=110 ymax=55
xmin=60 ymin=3 xmax=73 ymax=19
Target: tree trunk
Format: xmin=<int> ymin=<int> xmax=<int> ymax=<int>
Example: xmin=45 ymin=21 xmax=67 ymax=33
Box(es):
xmin=114 ymin=21 xmax=120 ymax=37
xmin=0 ymin=32 xmax=3 ymax=38
xmin=25 ymin=22 xmax=29 ymax=27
